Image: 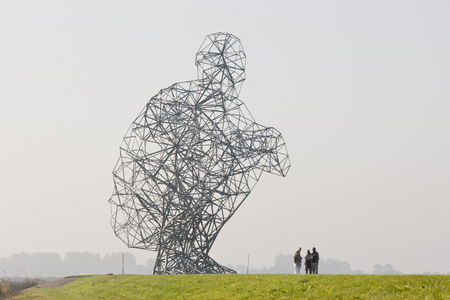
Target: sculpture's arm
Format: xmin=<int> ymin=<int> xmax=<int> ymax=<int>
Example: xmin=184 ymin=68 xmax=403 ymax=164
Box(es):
xmin=239 ymin=123 xmax=290 ymax=177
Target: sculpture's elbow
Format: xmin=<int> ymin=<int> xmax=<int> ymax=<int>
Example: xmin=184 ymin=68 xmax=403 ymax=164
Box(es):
xmin=258 ymin=130 xmax=290 ymax=177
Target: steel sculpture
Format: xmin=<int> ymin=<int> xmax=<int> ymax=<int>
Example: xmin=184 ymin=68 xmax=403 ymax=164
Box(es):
xmin=109 ymin=32 xmax=290 ymax=275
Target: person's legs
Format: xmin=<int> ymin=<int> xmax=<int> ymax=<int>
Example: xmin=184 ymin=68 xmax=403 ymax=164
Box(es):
xmin=311 ymin=262 xmax=317 ymax=274
xmin=295 ymin=265 xmax=301 ymax=274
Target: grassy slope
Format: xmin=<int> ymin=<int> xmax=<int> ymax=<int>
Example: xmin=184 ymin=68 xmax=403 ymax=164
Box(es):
xmin=16 ymin=274 xmax=450 ymax=300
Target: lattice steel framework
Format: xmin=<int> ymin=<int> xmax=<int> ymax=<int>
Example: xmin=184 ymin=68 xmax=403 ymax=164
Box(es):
xmin=109 ymin=32 xmax=290 ymax=275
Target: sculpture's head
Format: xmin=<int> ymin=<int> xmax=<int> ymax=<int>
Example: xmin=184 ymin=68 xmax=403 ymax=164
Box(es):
xmin=196 ymin=32 xmax=246 ymax=94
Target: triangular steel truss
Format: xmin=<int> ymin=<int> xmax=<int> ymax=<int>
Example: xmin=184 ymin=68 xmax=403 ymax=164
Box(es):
xmin=109 ymin=32 xmax=290 ymax=275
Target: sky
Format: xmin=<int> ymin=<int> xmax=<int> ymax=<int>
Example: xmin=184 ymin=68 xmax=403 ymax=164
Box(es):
xmin=1 ymin=0 xmax=449 ymax=275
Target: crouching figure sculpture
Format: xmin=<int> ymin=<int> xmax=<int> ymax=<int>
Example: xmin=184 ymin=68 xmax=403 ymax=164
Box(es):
xmin=109 ymin=32 xmax=290 ymax=275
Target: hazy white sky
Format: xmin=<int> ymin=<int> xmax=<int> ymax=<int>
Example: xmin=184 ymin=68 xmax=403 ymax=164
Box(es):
xmin=1 ymin=0 xmax=449 ymax=274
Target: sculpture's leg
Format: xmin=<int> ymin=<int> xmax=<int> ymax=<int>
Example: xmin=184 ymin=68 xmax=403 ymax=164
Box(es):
xmin=153 ymin=248 xmax=236 ymax=275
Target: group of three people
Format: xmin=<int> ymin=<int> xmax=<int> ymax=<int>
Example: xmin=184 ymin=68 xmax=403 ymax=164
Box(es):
xmin=293 ymin=247 xmax=319 ymax=274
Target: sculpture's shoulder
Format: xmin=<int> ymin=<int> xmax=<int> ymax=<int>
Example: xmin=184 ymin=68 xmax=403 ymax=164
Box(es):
xmin=132 ymin=80 xmax=200 ymax=123
xmin=150 ymin=80 xmax=201 ymax=105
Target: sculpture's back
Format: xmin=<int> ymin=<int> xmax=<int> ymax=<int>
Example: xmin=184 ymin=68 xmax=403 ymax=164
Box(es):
xmin=109 ymin=32 xmax=290 ymax=274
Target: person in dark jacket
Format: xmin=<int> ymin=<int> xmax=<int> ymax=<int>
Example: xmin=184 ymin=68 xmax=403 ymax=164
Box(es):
xmin=304 ymin=250 xmax=312 ymax=274
xmin=293 ymin=248 xmax=302 ymax=274
xmin=311 ymin=247 xmax=320 ymax=274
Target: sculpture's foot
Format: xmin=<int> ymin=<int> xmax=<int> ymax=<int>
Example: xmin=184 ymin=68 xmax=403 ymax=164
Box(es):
xmin=153 ymin=252 xmax=236 ymax=275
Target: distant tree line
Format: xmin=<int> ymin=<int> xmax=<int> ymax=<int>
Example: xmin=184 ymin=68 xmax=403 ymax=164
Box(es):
xmin=1 ymin=252 xmax=444 ymax=277
xmin=372 ymin=263 xmax=403 ymax=275
xmin=0 ymin=252 xmax=155 ymax=278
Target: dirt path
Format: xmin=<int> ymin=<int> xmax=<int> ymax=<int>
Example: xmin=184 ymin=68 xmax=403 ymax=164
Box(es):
xmin=38 ymin=277 xmax=87 ymax=288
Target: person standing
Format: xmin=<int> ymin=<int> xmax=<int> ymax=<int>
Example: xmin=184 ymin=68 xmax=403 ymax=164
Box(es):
xmin=311 ymin=247 xmax=320 ymax=274
xmin=293 ymin=248 xmax=302 ymax=274
xmin=304 ymin=250 xmax=312 ymax=274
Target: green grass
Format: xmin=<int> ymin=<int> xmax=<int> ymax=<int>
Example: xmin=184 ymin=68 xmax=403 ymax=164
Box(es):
xmin=15 ymin=274 xmax=450 ymax=300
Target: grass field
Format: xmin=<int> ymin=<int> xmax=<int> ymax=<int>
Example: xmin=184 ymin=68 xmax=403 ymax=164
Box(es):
xmin=15 ymin=274 xmax=450 ymax=300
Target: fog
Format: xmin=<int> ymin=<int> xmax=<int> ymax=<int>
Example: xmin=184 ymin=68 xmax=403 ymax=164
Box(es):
xmin=1 ymin=1 xmax=449 ymax=275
